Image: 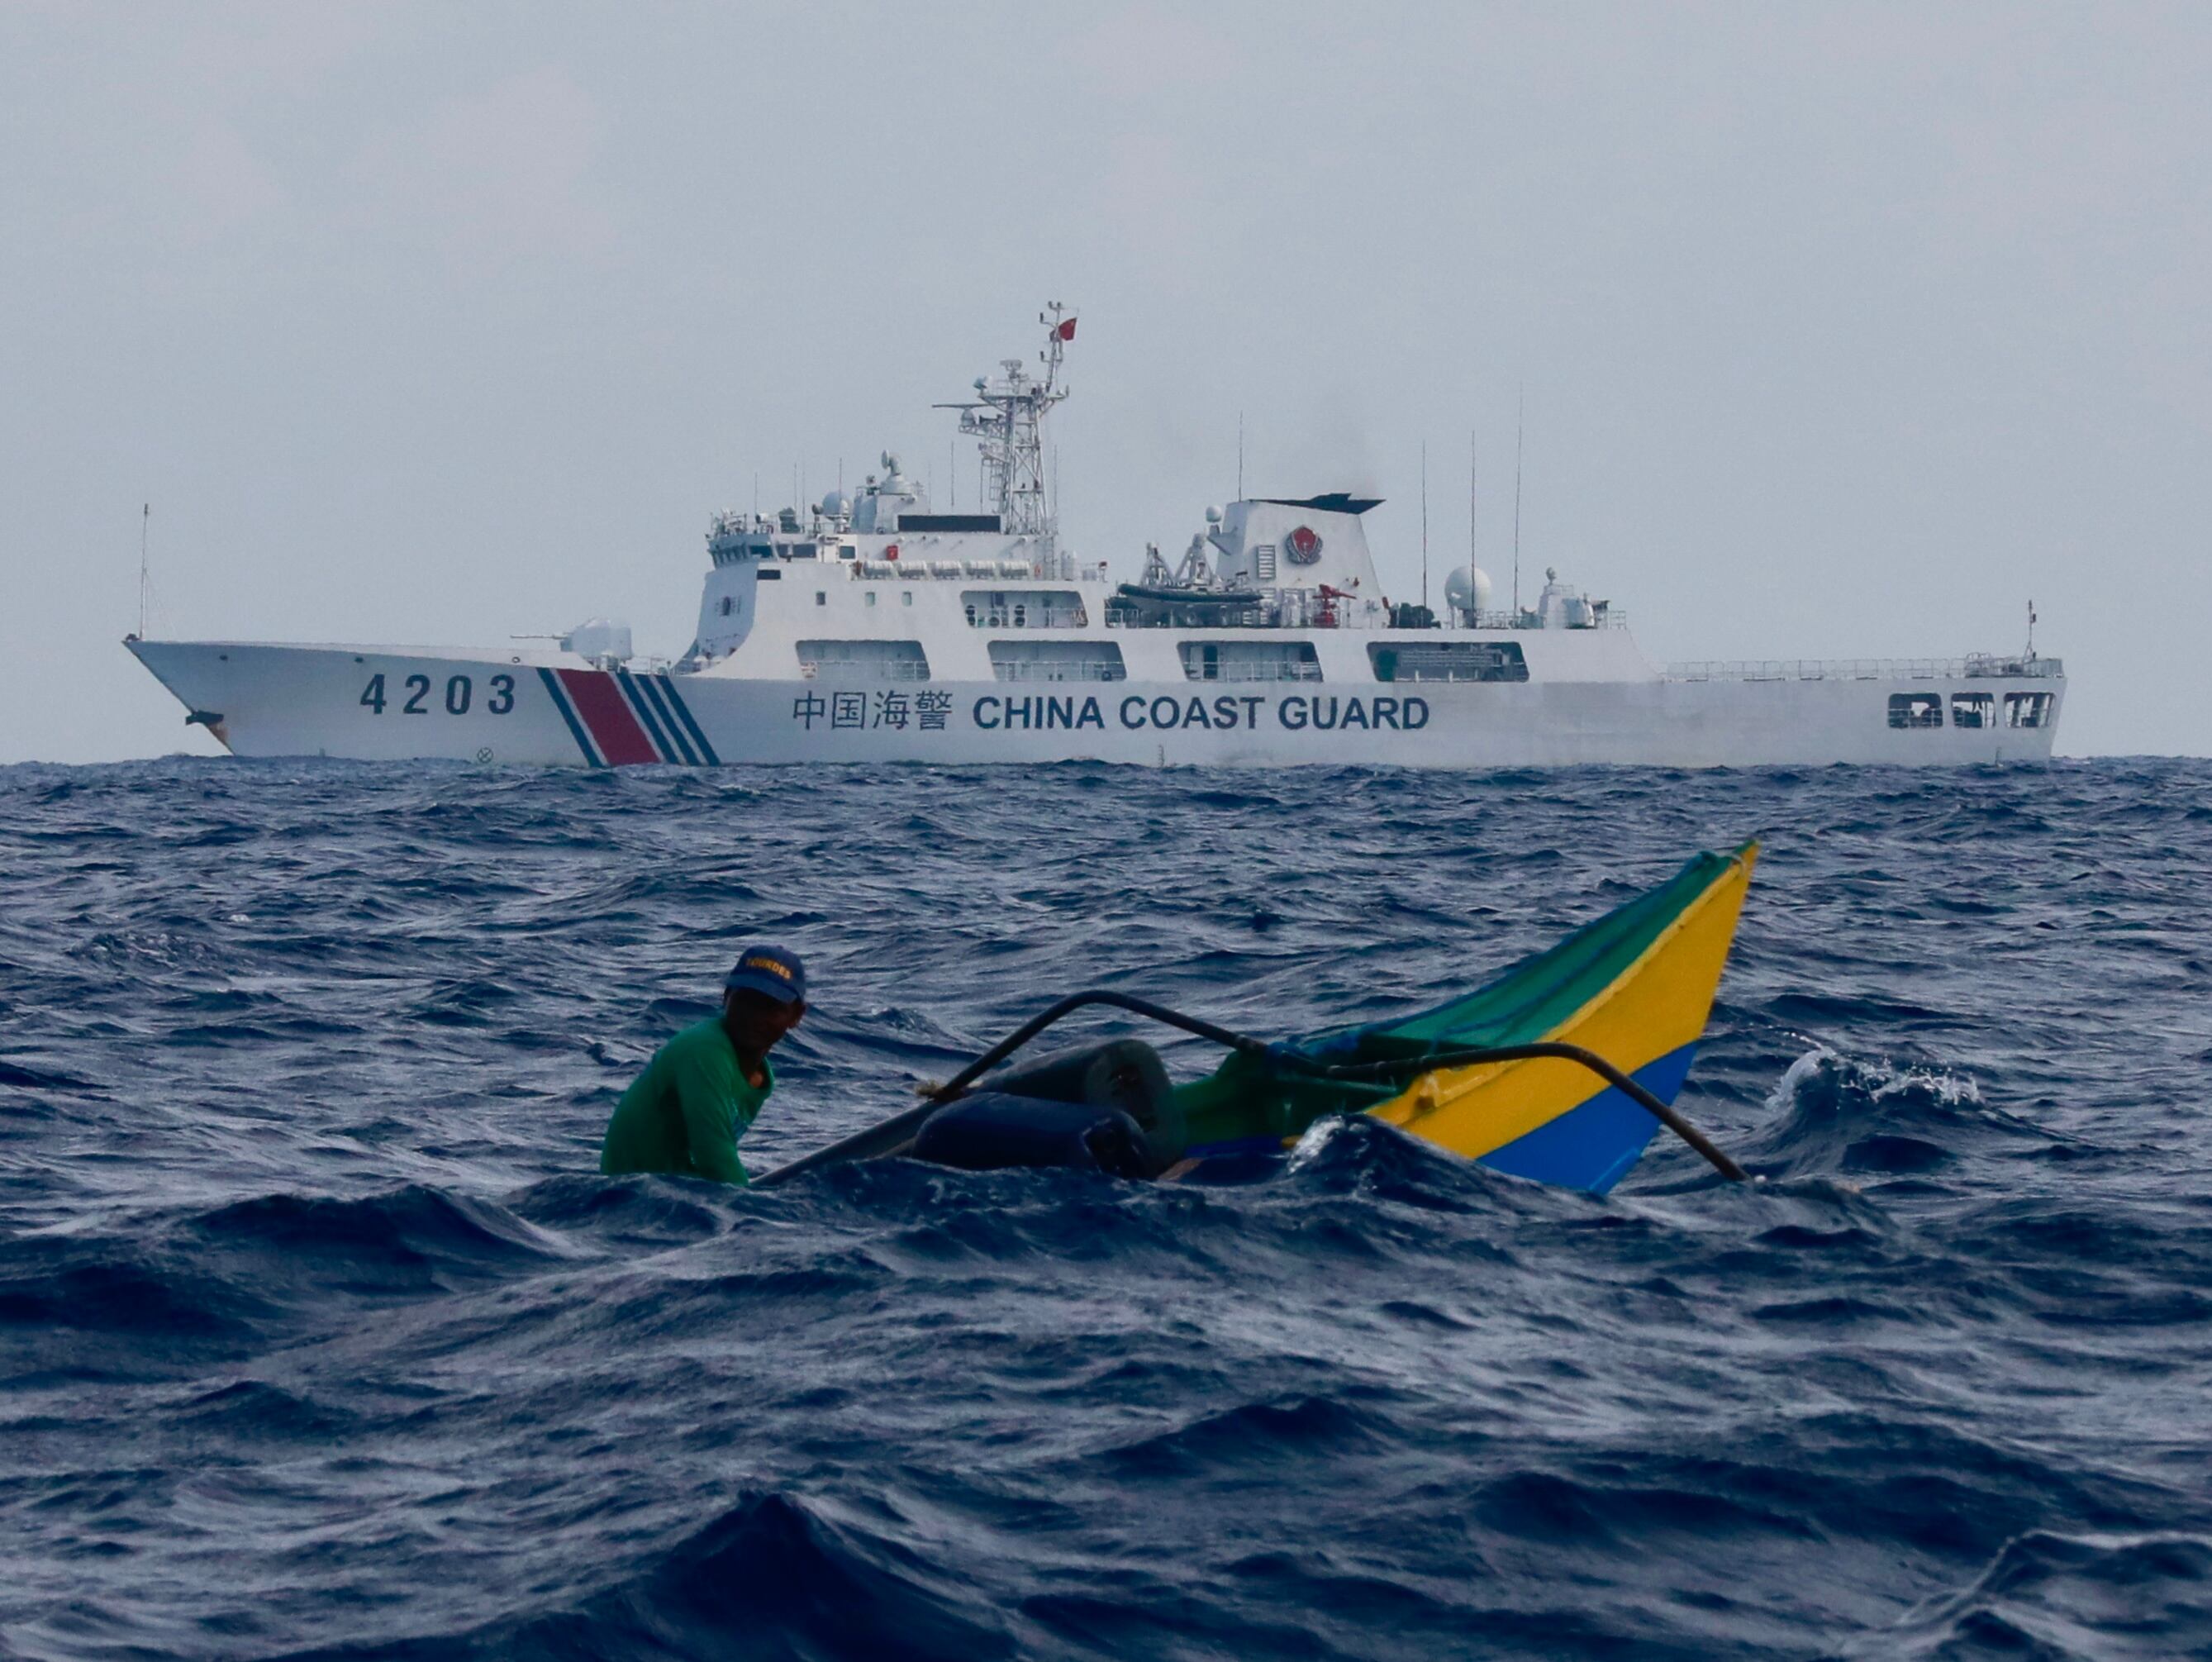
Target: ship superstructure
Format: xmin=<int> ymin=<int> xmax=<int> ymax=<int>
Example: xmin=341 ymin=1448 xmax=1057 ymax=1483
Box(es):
xmin=126 ymin=307 xmax=2063 ymax=768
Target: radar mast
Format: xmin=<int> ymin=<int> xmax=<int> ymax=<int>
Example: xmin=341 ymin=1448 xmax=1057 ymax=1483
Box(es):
xmin=937 ymin=303 xmax=1074 ymax=545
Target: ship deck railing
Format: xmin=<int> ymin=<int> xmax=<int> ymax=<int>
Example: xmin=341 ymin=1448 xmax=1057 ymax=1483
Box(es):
xmin=1185 ymin=664 xmax=1326 ymax=683
xmin=1664 ymin=655 xmax=2064 ymax=683
xmin=797 ymin=661 xmax=933 ymax=682
xmin=992 ymin=661 xmax=1130 ymax=683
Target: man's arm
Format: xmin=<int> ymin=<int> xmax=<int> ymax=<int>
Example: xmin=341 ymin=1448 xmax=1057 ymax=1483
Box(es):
xmin=673 ymin=1041 xmax=752 ymax=1185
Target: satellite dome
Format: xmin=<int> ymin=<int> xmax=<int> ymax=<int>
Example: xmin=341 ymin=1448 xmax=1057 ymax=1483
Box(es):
xmin=1444 ymin=566 xmax=1495 ymax=613
xmin=819 ymin=490 xmax=851 ymax=518
xmin=1204 ymin=504 xmax=1223 ymax=525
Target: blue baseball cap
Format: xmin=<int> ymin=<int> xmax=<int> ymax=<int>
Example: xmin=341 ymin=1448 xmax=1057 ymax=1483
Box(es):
xmin=725 ymin=945 xmax=806 ymax=1005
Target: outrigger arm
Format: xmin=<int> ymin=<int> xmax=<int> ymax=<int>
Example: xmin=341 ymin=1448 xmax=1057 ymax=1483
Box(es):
xmin=753 ymin=991 xmax=1747 ymax=1188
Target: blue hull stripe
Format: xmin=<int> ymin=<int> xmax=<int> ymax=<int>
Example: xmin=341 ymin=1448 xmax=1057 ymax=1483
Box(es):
xmin=1475 ymin=1042 xmax=1700 ymax=1194
xmin=614 ymin=670 xmax=677 ymax=764
xmin=536 ymin=668 xmax=606 ymax=769
xmin=656 ymin=677 xmax=721 ymax=766
xmin=632 ymin=677 xmax=698 ymax=765
xmin=633 ymin=675 xmax=697 ymax=765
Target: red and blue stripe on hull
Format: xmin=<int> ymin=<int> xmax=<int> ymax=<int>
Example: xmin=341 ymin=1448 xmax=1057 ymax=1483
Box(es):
xmin=536 ymin=669 xmax=721 ymax=768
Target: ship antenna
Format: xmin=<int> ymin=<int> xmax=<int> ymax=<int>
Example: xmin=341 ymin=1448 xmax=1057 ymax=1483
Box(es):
xmin=1511 ymin=387 xmax=1525 ymax=617
xmin=1468 ymin=430 xmax=1478 ymax=630
xmin=936 ymin=302 xmax=1072 ymax=544
xmin=2026 ymin=598 xmax=2037 ymax=660
xmin=1420 ymin=440 xmax=1429 ymax=612
xmin=1237 ymin=411 xmax=1244 ymax=499
xmin=135 ymin=500 xmax=150 ymax=637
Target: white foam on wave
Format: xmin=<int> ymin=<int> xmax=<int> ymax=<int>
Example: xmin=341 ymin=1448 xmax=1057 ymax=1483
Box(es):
xmin=1771 ymin=1043 xmax=1985 ymax=1113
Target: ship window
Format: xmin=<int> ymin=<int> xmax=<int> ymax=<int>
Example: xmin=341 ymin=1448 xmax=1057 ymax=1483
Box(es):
xmin=816 ymin=591 xmax=826 ymax=606
xmin=961 ymin=589 xmax=1084 ymax=627
xmin=1888 ymin=693 xmax=1943 ymax=729
xmin=1952 ymin=693 xmax=1994 ymax=729
xmin=902 ymin=591 xmax=914 ymax=607
xmin=1368 ymin=641 xmax=1528 ymax=683
xmin=2005 ymin=691 xmax=2053 ymax=729
xmin=1178 ymin=641 xmax=1322 ymax=682
xmin=797 ymin=641 xmax=931 ymax=681
xmin=719 ymin=597 xmax=735 ymax=617
xmin=864 ymin=591 xmax=877 ymax=607
xmin=987 ymin=641 xmax=1128 ymax=682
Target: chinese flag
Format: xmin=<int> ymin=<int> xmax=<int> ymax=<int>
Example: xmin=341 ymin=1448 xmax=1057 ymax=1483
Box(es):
xmin=1057 ymin=317 xmax=1077 ymax=341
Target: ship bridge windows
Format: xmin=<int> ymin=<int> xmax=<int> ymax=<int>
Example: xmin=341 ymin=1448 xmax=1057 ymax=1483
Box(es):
xmin=1888 ymin=693 xmax=1943 ymax=729
xmin=1952 ymin=693 xmax=1995 ymax=729
xmin=797 ymin=641 xmax=931 ymax=682
xmin=1179 ymin=640 xmax=1321 ymax=683
xmin=1368 ymin=641 xmax=1529 ymax=683
xmin=962 ymin=589 xmax=1087 ymax=628
xmin=987 ymin=641 xmax=1127 ymax=682
xmin=2005 ymin=691 xmax=2053 ymax=729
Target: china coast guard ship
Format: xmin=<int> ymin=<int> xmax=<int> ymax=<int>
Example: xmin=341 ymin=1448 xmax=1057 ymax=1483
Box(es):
xmin=127 ymin=307 xmax=2063 ymax=768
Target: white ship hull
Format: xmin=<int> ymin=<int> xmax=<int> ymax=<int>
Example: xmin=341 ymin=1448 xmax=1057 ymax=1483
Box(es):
xmin=125 ymin=311 xmax=2064 ymax=772
xmin=127 ymin=640 xmax=2062 ymax=769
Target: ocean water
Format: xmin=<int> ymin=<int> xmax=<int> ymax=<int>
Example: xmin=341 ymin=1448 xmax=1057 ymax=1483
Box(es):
xmin=2 ymin=757 xmax=2209 ymax=1660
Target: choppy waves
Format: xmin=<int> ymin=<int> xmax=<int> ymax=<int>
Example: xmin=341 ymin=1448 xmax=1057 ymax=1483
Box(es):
xmin=2 ymin=758 xmax=2210 ymax=1659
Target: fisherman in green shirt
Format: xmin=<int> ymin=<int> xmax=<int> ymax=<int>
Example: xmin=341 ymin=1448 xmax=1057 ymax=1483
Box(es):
xmin=600 ymin=946 xmax=807 ymax=1184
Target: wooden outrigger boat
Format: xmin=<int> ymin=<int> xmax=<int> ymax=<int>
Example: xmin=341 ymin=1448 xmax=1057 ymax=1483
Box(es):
xmin=759 ymin=844 xmax=1759 ymax=1196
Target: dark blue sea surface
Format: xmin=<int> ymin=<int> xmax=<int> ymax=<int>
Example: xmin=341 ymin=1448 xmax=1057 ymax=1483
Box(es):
xmin=2 ymin=758 xmax=2210 ymax=1660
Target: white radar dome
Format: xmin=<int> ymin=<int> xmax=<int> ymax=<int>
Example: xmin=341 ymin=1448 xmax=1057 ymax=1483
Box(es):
xmin=819 ymin=490 xmax=851 ymax=518
xmin=1444 ymin=566 xmax=1494 ymax=614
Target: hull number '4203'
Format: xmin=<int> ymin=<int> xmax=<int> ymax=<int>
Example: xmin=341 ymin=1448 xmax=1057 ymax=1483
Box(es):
xmin=360 ymin=674 xmax=516 ymax=716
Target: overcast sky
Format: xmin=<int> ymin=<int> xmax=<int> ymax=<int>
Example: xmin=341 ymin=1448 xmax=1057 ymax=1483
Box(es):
xmin=4 ymin=1 xmax=2207 ymax=762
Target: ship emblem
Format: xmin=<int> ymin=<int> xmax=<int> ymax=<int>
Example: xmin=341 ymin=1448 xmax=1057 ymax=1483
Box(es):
xmin=1285 ymin=525 xmax=1324 ymax=564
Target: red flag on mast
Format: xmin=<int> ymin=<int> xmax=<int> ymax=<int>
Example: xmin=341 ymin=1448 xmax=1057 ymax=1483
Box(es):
xmin=1056 ymin=317 xmax=1077 ymax=341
